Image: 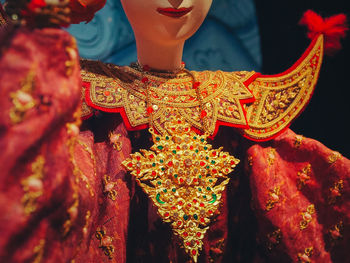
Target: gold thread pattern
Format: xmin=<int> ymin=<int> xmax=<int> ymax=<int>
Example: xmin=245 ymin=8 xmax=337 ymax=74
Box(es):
xmin=103 ymin=175 xmax=118 ymax=201
xmin=122 ymin=115 xmax=239 ymax=262
xmin=10 ymin=71 xmax=36 ymax=124
xmin=297 ymin=247 xmax=313 ymax=263
xmin=95 ymin=227 xmax=115 ymax=259
xmin=21 ymin=155 xmax=45 ymax=215
xmin=32 ymin=239 xmax=45 ymax=263
xmin=266 ymin=187 xmax=281 ymax=211
xmin=297 ymin=164 xmax=311 ymax=190
xmin=328 ymin=151 xmax=341 ymax=164
xmin=294 ymin=135 xmax=304 ymax=148
xmin=329 ymin=221 xmax=343 ymax=245
xmin=300 ymin=205 xmax=315 ymax=230
xmin=328 ymin=180 xmax=343 ymax=205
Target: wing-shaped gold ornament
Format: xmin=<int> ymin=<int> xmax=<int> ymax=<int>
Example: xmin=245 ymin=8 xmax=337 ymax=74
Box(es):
xmin=243 ymin=35 xmax=324 ymax=141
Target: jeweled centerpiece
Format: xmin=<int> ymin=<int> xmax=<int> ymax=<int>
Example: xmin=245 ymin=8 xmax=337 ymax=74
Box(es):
xmin=122 ymin=115 xmax=239 ymax=262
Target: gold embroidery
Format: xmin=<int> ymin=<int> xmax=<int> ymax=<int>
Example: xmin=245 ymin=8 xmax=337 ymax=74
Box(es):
xmin=21 ymin=155 xmax=45 ymax=215
xmin=122 ymin=115 xmax=239 ymax=262
xmin=82 ymin=210 xmax=91 ymax=236
xmin=63 ymin=192 xmax=79 ymax=236
xmin=329 ymin=221 xmax=343 ymax=244
xmin=297 ymin=164 xmax=311 ymax=190
xmin=267 ymin=148 xmax=276 ymax=165
xmin=294 ymin=135 xmax=304 ymax=148
xmin=32 ymin=239 xmax=45 ymax=263
xmin=266 ymin=229 xmax=282 ymax=251
xmin=328 ymin=180 xmax=343 ymax=205
xmin=266 ymin=187 xmax=281 ymax=211
xmin=244 ymin=35 xmax=324 ymax=140
xmin=80 ymin=59 xmax=254 ymax=135
xmin=300 ymin=205 xmax=315 ymax=230
xmin=95 ymin=227 xmax=115 ymax=259
xmin=10 ymin=71 xmax=36 ymax=124
xmin=103 ymin=175 xmax=118 ymax=201
xmin=297 ymin=247 xmax=313 ymax=263
xmin=109 ymin=132 xmax=123 ymax=151
xmin=328 ymin=151 xmax=341 ymax=164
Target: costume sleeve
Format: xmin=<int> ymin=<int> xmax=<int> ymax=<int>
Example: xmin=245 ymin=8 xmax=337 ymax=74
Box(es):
xmin=245 ymin=129 xmax=350 ymax=262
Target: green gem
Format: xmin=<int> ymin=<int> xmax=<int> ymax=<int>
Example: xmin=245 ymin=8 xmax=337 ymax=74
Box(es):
xmin=193 ymin=214 xmax=198 ymax=220
xmin=193 ymin=136 xmax=197 ymax=140
xmin=157 ymin=146 xmax=164 ymax=150
xmin=156 ymin=137 xmax=160 ymax=141
xmin=165 ymin=136 xmax=169 ymax=140
xmin=198 ymin=175 xmax=202 ymax=179
xmin=160 ymin=159 xmax=164 ymax=163
xmin=206 ymin=166 xmax=210 ymax=169
xmin=183 ymin=215 xmax=189 ymax=221
xmin=204 ymin=146 xmax=208 ymax=150
xmin=200 ymin=138 xmax=205 ymax=142
xmin=211 ymin=160 xmax=216 ymax=164
xmin=174 ymin=174 xmax=178 ymax=178
xmin=157 ymin=181 xmax=162 ymax=185
xmin=203 ymin=195 xmax=207 ymax=199
xmin=209 ymin=179 xmax=213 ymax=183
xmin=198 ymin=188 xmax=202 ymax=192
xmin=161 ymin=167 xmax=165 ymax=171
xmin=172 ymin=150 xmax=177 ymax=154
xmin=163 ymin=189 xmax=167 ymax=193
xmin=172 ymin=188 xmax=176 ymax=192
xmin=152 ymin=163 xmax=156 ymax=167
xmin=206 ymin=156 xmax=209 ymax=160
xmin=207 ymin=187 xmax=211 ymax=191
xmin=195 ymin=149 xmax=199 ymax=153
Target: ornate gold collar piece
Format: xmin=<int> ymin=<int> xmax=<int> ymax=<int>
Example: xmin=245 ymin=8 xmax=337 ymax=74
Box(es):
xmin=122 ymin=115 xmax=239 ymax=262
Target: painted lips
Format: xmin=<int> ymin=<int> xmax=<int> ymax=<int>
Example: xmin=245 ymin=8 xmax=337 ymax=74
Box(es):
xmin=157 ymin=7 xmax=193 ymax=18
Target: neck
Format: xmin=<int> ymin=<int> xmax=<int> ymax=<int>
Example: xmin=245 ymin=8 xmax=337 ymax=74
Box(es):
xmin=135 ymin=36 xmax=184 ymax=71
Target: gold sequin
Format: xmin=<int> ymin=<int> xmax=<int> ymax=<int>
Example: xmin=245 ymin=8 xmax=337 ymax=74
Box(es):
xmin=300 ymin=205 xmax=315 ymax=230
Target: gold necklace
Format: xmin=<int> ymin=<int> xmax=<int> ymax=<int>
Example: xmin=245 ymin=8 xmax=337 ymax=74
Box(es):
xmin=122 ymin=64 xmax=240 ymax=262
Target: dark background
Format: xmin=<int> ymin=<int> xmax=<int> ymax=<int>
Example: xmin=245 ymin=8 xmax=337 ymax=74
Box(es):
xmin=255 ymin=0 xmax=350 ymax=158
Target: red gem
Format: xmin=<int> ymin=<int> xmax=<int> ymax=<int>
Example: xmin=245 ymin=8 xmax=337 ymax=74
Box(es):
xmin=104 ymin=91 xmax=110 ymax=96
xmin=181 ymin=61 xmax=185 ymax=65
xmin=152 ymin=171 xmax=156 ymax=176
xmin=149 ymin=154 xmax=154 ymax=159
xmin=136 ymin=169 xmax=141 ymax=174
xmin=147 ymin=107 xmax=154 ymax=114
xmin=209 ymin=210 xmax=213 ymax=214
xmin=200 ymin=110 xmax=207 ymax=119
xmin=177 ymin=221 xmax=182 ymax=226
xmin=178 ymin=120 xmax=182 ymax=124
xmin=168 ymin=161 xmax=173 ymax=166
xmin=193 ymin=178 xmax=198 ymax=183
xmin=190 ymin=145 xmax=194 ymax=150
xmin=128 ymin=162 xmax=133 ymax=167
xmin=187 ymin=203 xmax=191 ymax=207
xmin=212 ymin=151 xmax=216 ymax=156
xmin=177 ymin=146 xmax=181 ymax=150
xmin=178 ymin=201 xmax=183 ymax=205
xmin=200 ymin=218 xmax=205 ymax=223
xmin=172 ymin=206 xmax=176 ymax=210
xmin=183 ymin=232 xmax=188 ymax=237
xmin=212 ymin=169 xmax=217 ymax=174
xmin=196 ymin=241 xmax=200 ymax=245
xmin=193 ymin=82 xmax=201 ymax=88
xmin=200 ymin=161 xmax=205 ymax=166
xmin=200 ymin=203 xmax=204 ymax=207
xmin=136 ymin=156 xmax=141 ymax=161
xmin=186 ymin=242 xmax=191 ymax=246
xmin=179 ymin=178 xmax=184 ymax=183
xmin=141 ymin=77 xmax=148 ymax=83
xmin=164 ymin=212 xmax=169 ymax=217
xmin=185 ymin=127 xmax=189 ymax=131
xmin=223 ymin=155 xmax=227 ymax=158
xmin=230 ymin=160 xmax=235 ymax=165
xmin=196 ymin=232 xmax=201 ymax=237
xmin=192 ymin=250 xmax=197 ymax=256
xmin=193 ymin=199 xmax=197 ymax=203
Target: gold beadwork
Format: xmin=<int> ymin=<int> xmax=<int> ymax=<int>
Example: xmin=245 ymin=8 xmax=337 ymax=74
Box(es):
xmin=297 ymin=164 xmax=311 ymax=190
xmin=328 ymin=151 xmax=341 ymax=164
xmin=329 ymin=221 xmax=343 ymax=244
xmin=300 ymin=205 xmax=315 ymax=230
xmin=95 ymin=227 xmax=115 ymax=259
xmin=32 ymin=239 xmax=45 ymax=263
xmin=297 ymin=247 xmax=313 ymax=263
xmin=122 ymin=115 xmax=239 ymax=262
xmin=10 ymin=71 xmax=36 ymax=124
xmin=21 ymin=155 xmax=45 ymax=215
xmin=328 ymin=180 xmax=343 ymax=205
xmin=103 ymin=175 xmax=118 ymax=201
xmin=266 ymin=187 xmax=281 ymax=211
xmin=266 ymin=229 xmax=282 ymax=251
xmin=294 ymin=135 xmax=304 ymax=148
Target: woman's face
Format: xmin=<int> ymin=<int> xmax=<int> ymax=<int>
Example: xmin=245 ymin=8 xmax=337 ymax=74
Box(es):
xmin=120 ymin=0 xmax=212 ymax=45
